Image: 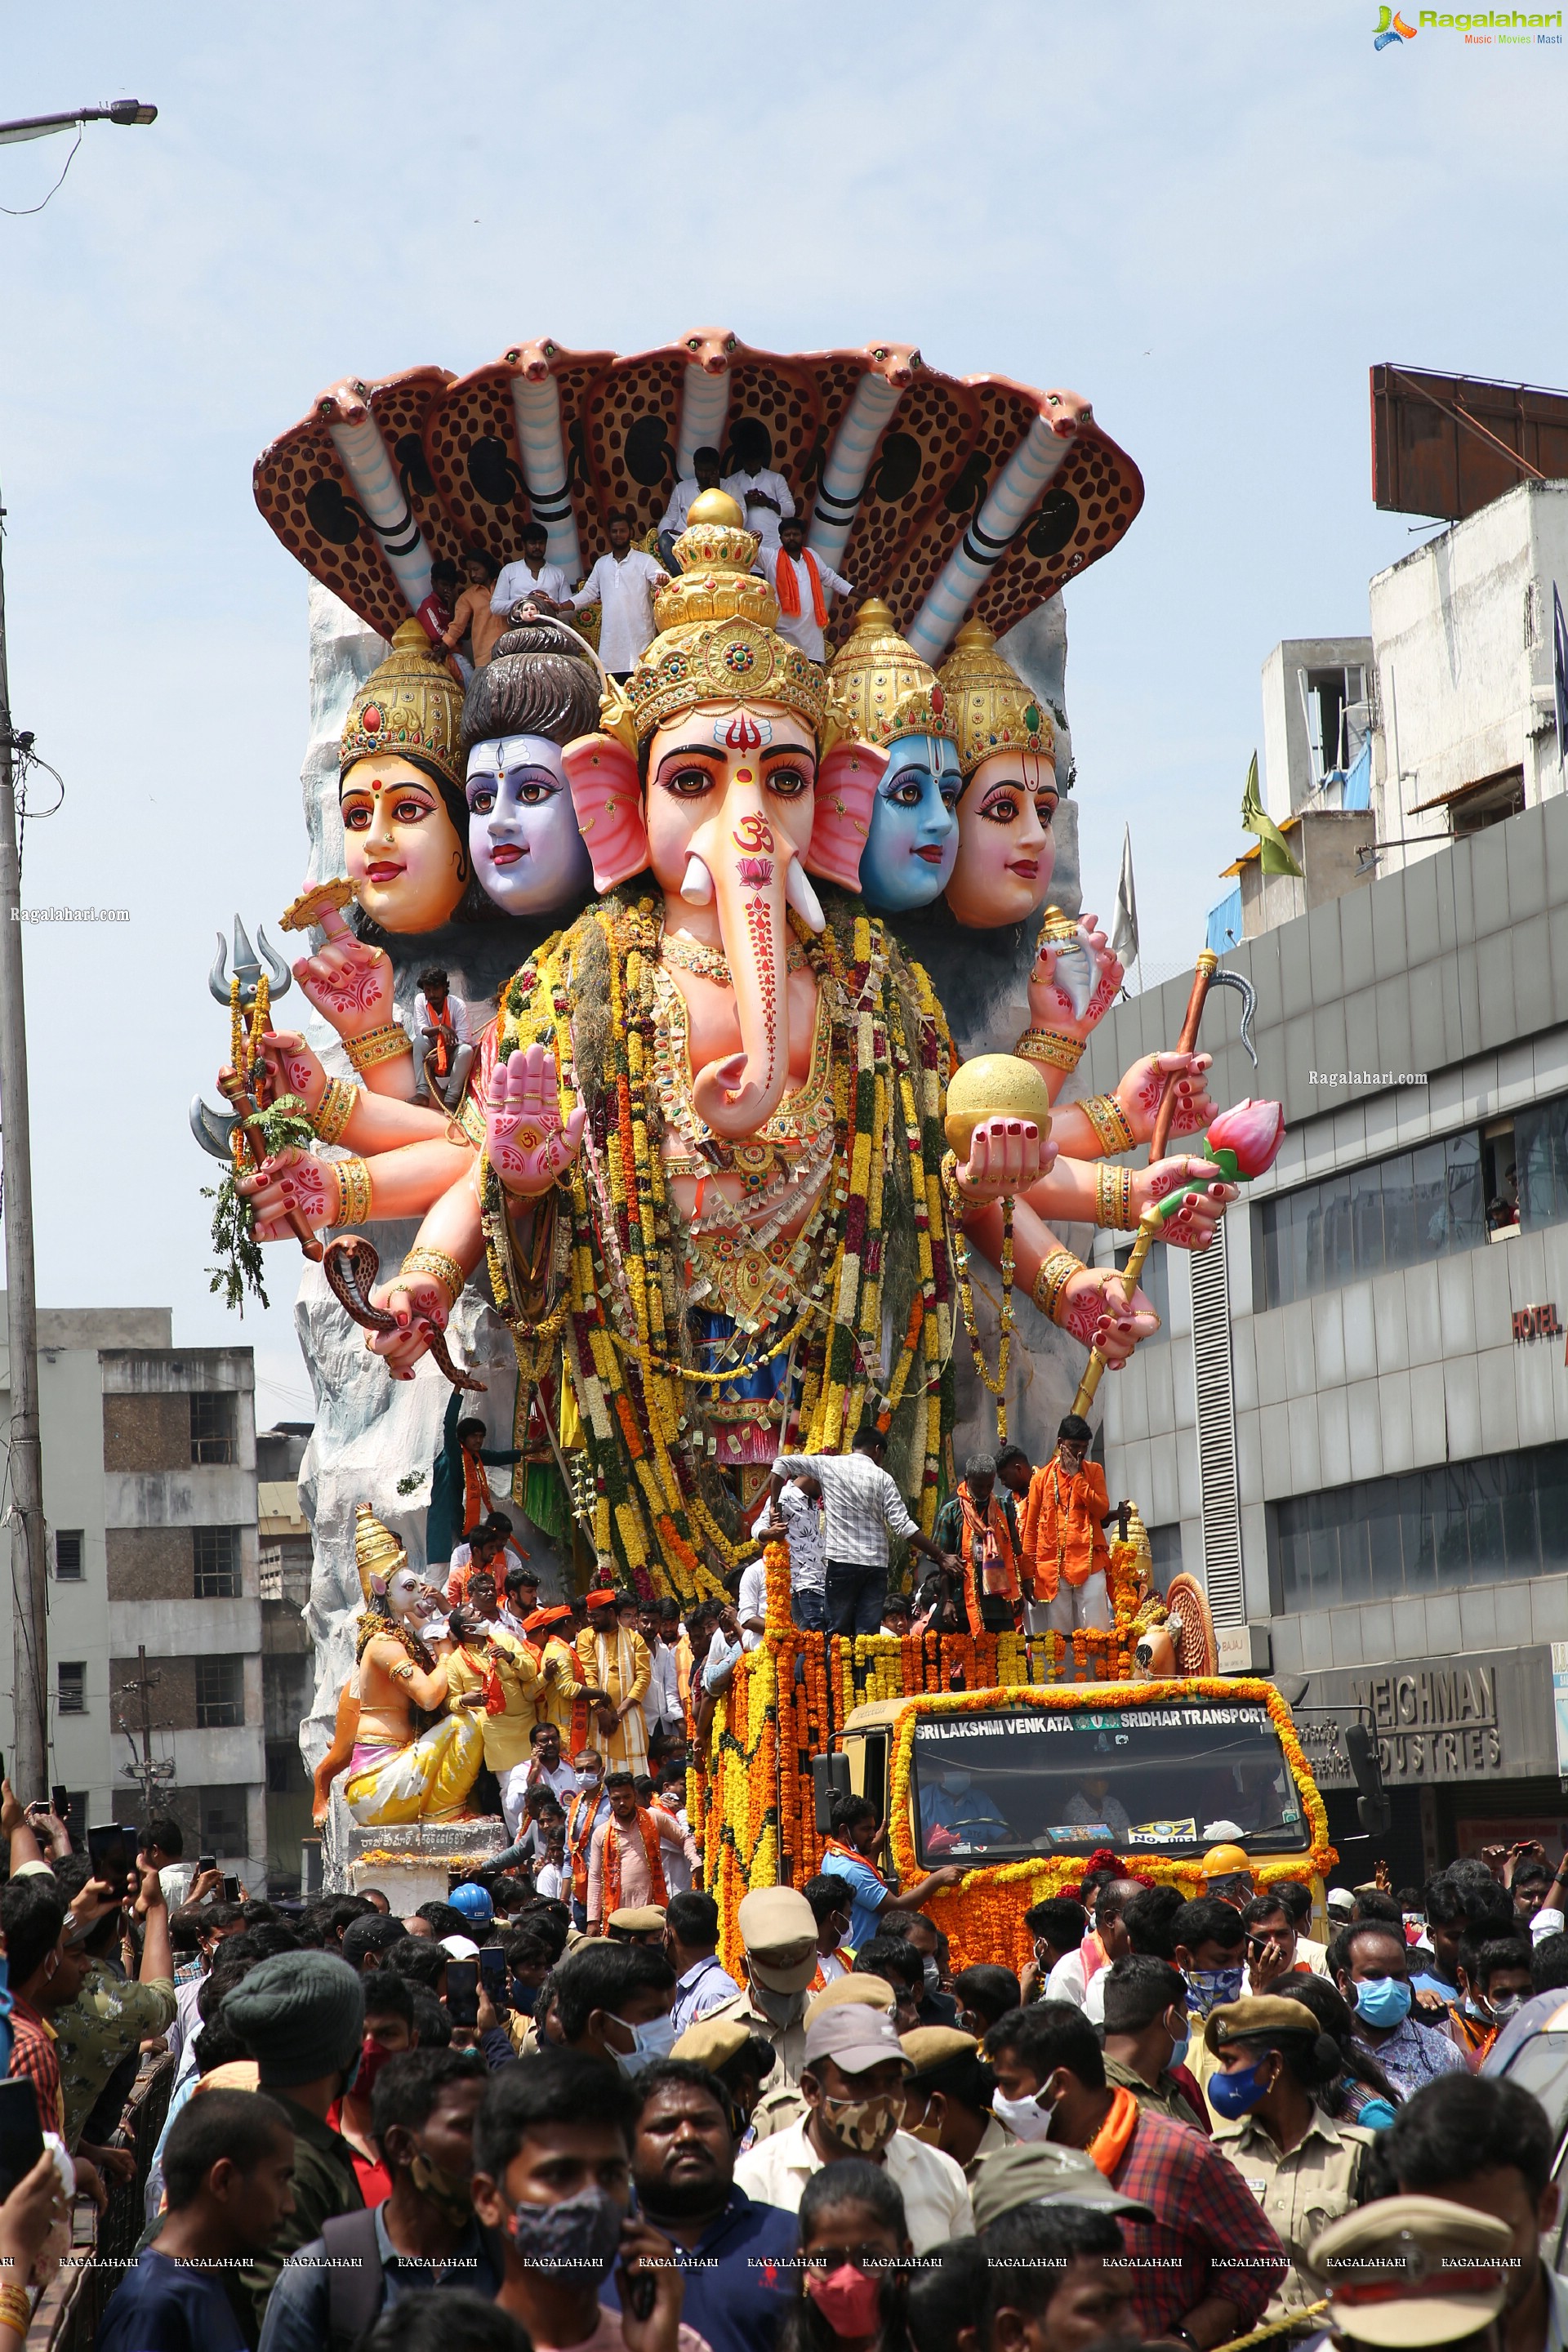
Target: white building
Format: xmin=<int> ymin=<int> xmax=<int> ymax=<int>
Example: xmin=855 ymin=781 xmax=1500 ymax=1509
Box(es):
xmin=0 ymin=1303 xmax=265 ymax=1882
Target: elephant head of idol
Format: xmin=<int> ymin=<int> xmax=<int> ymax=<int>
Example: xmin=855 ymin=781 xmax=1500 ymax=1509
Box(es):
xmin=937 ymin=619 xmax=1060 ymax=930
xmin=561 ymin=492 xmax=886 ymax=1138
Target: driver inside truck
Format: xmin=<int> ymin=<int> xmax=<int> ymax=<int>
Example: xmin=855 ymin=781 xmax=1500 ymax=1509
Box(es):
xmin=919 ymin=1765 xmax=1013 ymax=1855
xmin=1062 ymin=1772 xmax=1133 ymax=1844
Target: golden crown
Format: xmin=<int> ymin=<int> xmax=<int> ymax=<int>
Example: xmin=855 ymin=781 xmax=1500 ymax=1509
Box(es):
xmin=354 ymin=1502 xmax=407 ymax=1603
xmin=341 ymin=617 xmax=465 ymax=791
xmin=937 ymin=617 xmax=1056 ymax=782
xmin=611 ymin=490 xmax=831 ymax=752
xmin=828 ymin=599 xmax=952 ymax=751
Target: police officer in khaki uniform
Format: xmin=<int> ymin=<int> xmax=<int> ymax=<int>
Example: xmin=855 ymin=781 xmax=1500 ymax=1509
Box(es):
xmin=1205 ymin=1994 xmax=1377 ymax=2321
xmin=1307 ymin=2194 xmax=1512 ymax=2350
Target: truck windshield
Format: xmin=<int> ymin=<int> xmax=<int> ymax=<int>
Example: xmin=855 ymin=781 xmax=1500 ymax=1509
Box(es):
xmin=909 ymin=1699 xmax=1309 ymax=1864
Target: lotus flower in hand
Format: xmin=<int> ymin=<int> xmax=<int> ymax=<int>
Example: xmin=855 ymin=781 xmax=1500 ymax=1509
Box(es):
xmin=1205 ymin=1098 xmax=1285 ymax=1180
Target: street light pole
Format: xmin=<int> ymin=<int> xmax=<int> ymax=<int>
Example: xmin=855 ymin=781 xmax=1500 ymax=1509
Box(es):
xmin=0 ymin=492 xmax=47 ymax=1796
xmin=0 ymin=99 xmax=157 ymax=1796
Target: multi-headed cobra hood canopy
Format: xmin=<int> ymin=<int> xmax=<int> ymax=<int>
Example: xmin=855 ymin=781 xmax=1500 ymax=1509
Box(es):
xmin=254 ymin=329 xmax=1143 ymax=665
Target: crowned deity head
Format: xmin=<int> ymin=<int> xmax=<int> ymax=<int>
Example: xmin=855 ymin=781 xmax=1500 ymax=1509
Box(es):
xmin=560 ymin=490 xmax=884 ymax=1139
xmin=339 ymin=621 xmax=474 ymax=934
xmin=937 ymin=619 xmax=1059 ymax=930
xmin=828 ymin=600 xmax=960 ymax=914
xmin=354 ymin=1504 xmax=441 ymax=1637
xmin=460 ymin=614 xmax=601 ymax=918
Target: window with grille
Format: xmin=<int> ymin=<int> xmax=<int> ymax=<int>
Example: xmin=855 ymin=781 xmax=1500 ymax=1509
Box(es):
xmin=57 ymin=1663 xmax=87 ymax=1715
xmin=194 ymin=1657 xmax=244 ymax=1729
xmin=54 ymin=1531 xmax=84 ymax=1581
xmin=193 ymin=1527 xmax=241 ymax=1598
xmin=189 ymin=1392 xmax=236 ymax=1465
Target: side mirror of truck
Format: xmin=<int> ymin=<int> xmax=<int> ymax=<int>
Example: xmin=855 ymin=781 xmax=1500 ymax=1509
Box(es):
xmin=1345 ymin=1720 xmax=1391 ymax=1840
xmin=813 ymin=1753 xmax=851 ymax=1833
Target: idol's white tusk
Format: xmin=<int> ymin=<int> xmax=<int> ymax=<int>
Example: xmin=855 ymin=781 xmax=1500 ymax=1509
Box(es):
xmin=786 ymin=862 xmax=826 ymax=933
xmin=680 ymin=854 xmax=715 ymax=906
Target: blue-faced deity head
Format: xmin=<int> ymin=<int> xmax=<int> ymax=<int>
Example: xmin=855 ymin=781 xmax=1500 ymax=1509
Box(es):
xmin=827 ymin=599 xmax=960 ymax=915
xmin=458 ymin=614 xmax=603 ymax=919
xmin=861 ymin=733 xmax=960 ymax=911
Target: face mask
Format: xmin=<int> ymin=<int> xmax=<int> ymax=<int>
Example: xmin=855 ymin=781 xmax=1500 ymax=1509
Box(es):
xmin=506 ymin=2185 xmax=623 ymax=2278
xmin=1207 ymin=2057 xmax=1274 ymax=2121
xmin=908 ymin=2114 xmax=942 ymax=2146
xmin=1184 ymin=1965 xmax=1244 ymax=2019
xmin=1353 ymin=1976 xmax=1412 ymax=2030
xmin=922 ymin=1958 xmax=941 ymax=1993
xmin=408 ymin=2149 xmax=473 ymax=2224
xmin=1490 ymin=1993 xmax=1524 ymax=2023
xmin=807 ymin=2265 xmax=883 ymax=2337
xmin=990 ymin=2089 xmax=1054 ymax=2144
xmin=341 ymin=2047 xmax=363 ymax=2097
xmin=510 ymin=1982 xmax=538 ymax=2016
xmin=608 ymin=2011 xmax=679 ymax=2078
xmin=820 ymin=2093 xmax=902 ymax=2156
xmin=354 ymin=2034 xmax=395 ymax=2100
xmin=1164 ymin=2012 xmax=1191 ymax=2070
xmin=750 ymin=1980 xmax=807 ymax=2029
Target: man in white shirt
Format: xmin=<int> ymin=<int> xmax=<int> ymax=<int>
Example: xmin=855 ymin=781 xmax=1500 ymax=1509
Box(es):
xmin=572 ymin=514 xmax=668 ymax=679
xmin=734 ymin=2000 xmax=973 ymax=2254
xmin=723 ymin=453 xmax=795 ymax=554
xmin=778 ymin=1475 xmax=827 ymax=1632
xmin=735 ymin=1557 xmax=768 ymax=1650
xmin=492 ymin=521 xmax=573 ymax=618
xmin=761 ymin=516 xmax=852 ymax=663
xmin=639 ymin=1602 xmax=684 ymax=1746
xmin=657 ymin=448 xmax=724 ymax=569
xmin=769 ymin=1426 xmax=957 ymax=1637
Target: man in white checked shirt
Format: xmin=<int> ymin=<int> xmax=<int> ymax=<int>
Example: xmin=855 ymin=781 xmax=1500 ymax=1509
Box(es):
xmin=768 ymin=1424 xmax=957 ymax=1637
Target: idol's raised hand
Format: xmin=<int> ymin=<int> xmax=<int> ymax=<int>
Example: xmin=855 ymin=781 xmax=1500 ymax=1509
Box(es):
xmin=487 ymin=1042 xmax=587 ymax=1196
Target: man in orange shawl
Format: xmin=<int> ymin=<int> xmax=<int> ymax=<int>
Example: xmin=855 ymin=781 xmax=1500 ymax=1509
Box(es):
xmin=586 ymin=1771 xmax=698 ymax=1935
xmin=1020 ymin=1414 xmax=1116 ymax=1633
xmin=932 ymin=1453 xmax=1021 ymax=1633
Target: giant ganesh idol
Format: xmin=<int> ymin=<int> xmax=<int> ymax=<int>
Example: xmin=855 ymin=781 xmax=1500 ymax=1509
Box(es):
xmin=237 ymin=488 xmax=1239 ymax=1605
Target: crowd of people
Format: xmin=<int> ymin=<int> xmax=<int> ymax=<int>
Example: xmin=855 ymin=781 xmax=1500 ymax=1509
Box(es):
xmin=426 ymin=433 xmax=853 ymax=688
xmin=0 ymin=1768 xmax=1557 ymax=2352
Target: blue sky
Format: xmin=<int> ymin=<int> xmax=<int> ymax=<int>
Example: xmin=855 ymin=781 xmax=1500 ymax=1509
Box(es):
xmin=0 ymin=0 xmax=1560 ymax=1416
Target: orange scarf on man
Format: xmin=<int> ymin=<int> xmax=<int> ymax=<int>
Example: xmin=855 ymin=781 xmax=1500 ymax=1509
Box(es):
xmin=604 ymin=1808 xmax=668 ymax=1912
xmin=958 ymin=1484 xmax=1018 ymax=1617
xmin=773 ymin=549 xmax=826 ymax=626
xmin=1086 ymin=2084 xmax=1140 ymax=2177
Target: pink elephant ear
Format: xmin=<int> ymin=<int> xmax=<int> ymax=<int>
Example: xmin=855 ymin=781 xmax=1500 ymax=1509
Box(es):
xmin=805 ymin=741 xmax=887 ymax=892
xmin=561 ymin=734 xmax=650 ymax=892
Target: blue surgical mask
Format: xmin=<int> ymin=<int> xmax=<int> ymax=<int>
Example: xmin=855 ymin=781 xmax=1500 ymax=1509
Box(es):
xmin=608 ymin=2011 xmax=679 ymax=2078
xmin=1353 ymin=1976 xmax=1412 ymax=2031
xmin=1164 ymin=2011 xmax=1191 ymax=2070
xmin=1208 ymin=2056 xmax=1274 ymax=2120
xmin=1184 ymin=1965 xmax=1244 ymax=2019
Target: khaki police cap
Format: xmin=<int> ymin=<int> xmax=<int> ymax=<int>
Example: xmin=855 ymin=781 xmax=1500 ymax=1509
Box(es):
xmin=1204 ymin=1994 xmax=1323 ymax=2055
xmin=900 ymin=2025 xmax=980 ymax=2076
xmin=1307 ymin=2194 xmax=1512 ymax=2346
xmin=737 ymin=1887 xmax=818 ymax=1991
xmin=804 ymin=1974 xmax=896 ymax=2027
xmin=671 ymin=2014 xmax=758 ymax=2071
xmin=606 ymin=1905 xmax=667 ymax=1937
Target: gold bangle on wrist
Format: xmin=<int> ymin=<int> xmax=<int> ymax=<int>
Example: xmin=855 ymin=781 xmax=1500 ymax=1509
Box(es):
xmin=313 ymin=1076 xmax=359 ymax=1146
xmin=0 ymin=2285 xmax=31 ymax=2336
xmin=331 ymin=1156 xmax=373 ymax=1229
xmin=399 ymin=1246 xmax=466 ymax=1309
xmin=345 ymin=1022 xmax=412 ymax=1072
xmin=1094 ymin=1163 xmax=1138 ymax=1231
xmin=1079 ymin=1093 xmax=1136 ymax=1155
xmin=1016 ymin=1027 xmax=1085 ymax=1074
xmin=1031 ymin=1248 xmax=1085 ymax=1324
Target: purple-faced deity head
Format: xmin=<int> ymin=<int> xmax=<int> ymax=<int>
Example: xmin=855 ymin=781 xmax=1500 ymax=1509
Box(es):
xmin=459 ymin=615 xmax=602 ymax=920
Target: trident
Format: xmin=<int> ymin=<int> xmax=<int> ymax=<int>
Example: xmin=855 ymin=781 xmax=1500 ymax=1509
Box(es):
xmin=1070 ymin=951 xmax=1257 ymax=1417
xmin=189 ymin=915 xmax=324 ymax=1263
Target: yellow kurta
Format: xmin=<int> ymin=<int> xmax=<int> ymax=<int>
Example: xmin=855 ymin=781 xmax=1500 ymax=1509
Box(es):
xmin=575 ymin=1625 xmax=651 ymax=1774
xmin=532 ymin=1633 xmax=585 ymax=1742
xmin=444 ymin=1629 xmax=540 ymax=1775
